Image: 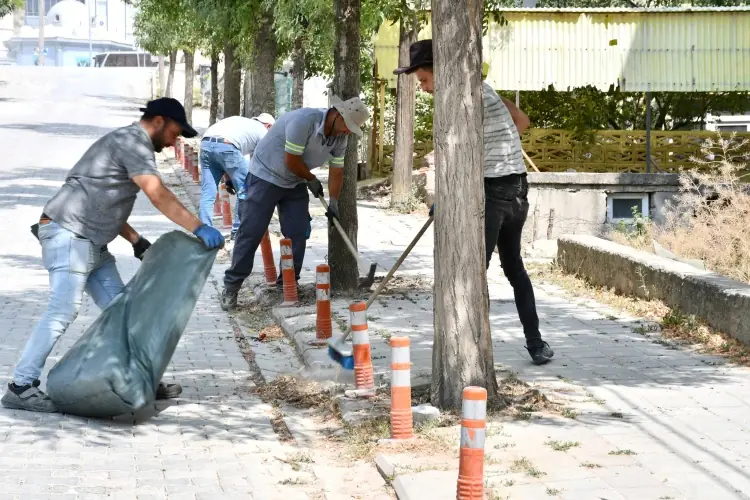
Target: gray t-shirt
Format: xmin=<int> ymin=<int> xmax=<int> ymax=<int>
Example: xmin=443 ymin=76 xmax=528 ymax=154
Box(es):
xmin=44 ymin=123 xmax=159 ymax=246
xmin=248 ymin=108 xmax=347 ymax=189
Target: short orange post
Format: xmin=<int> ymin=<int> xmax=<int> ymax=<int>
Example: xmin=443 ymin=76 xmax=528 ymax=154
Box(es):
xmin=184 ymin=144 xmax=191 ymax=171
xmin=350 ymin=302 xmax=374 ymax=394
xmin=279 ymin=238 xmax=298 ymax=307
xmin=390 ymin=337 xmax=413 ymax=439
xmin=220 ymin=183 xmax=233 ymax=229
xmin=213 ymin=192 xmax=222 ymax=217
xmin=313 ymin=264 xmax=332 ymax=344
xmin=260 ymin=230 xmax=277 ymax=285
xmin=191 ymin=150 xmax=200 ymax=182
xmin=457 ymin=387 xmax=487 ymax=500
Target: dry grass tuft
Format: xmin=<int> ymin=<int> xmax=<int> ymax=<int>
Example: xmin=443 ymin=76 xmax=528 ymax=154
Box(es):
xmin=254 ymin=375 xmax=334 ymax=410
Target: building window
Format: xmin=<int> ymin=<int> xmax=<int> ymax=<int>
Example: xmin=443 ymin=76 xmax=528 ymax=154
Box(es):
xmin=25 ymin=0 xmax=85 ymax=18
xmin=607 ymin=193 xmax=649 ymax=222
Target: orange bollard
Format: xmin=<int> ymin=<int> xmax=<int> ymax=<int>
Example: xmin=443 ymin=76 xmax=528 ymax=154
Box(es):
xmin=219 ymin=183 xmax=233 ymax=229
xmin=390 ymin=337 xmax=413 ymax=439
xmin=350 ymin=302 xmax=374 ymax=394
xmin=313 ymin=264 xmax=332 ymax=344
xmin=260 ymin=230 xmax=277 ymax=286
xmin=457 ymin=387 xmax=487 ymax=500
xmin=213 ymin=192 xmax=222 ymax=217
xmin=279 ymin=238 xmax=298 ymax=307
xmin=184 ymin=144 xmax=191 ymax=171
xmin=192 ymin=150 xmax=200 ymax=182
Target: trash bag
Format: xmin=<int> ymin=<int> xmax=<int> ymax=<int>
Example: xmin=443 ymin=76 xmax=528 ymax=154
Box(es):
xmin=46 ymin=231 xmax=218 ymax=418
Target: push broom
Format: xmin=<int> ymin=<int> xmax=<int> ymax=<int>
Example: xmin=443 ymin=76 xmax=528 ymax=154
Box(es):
xmin=328 ymin=214 xmax=434 ymax=369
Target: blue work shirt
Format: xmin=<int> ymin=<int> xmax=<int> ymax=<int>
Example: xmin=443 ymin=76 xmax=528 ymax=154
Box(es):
xmin=247 ymin=108 xmax=348 ymax=189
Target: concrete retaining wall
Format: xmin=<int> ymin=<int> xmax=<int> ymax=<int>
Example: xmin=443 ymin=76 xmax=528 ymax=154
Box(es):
xmin=557 ymin=234 xmax=750 ymax=345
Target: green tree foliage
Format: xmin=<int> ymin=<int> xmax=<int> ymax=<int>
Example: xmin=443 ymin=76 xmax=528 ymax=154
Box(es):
xmin=0 ymin=0 xmax=22 ymax=18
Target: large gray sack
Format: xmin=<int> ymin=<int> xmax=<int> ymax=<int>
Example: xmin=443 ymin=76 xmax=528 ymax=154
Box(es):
xmin=46 ymin=231 xmax=218 ymax=418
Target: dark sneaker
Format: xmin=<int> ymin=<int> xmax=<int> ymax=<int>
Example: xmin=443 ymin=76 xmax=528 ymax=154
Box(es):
xmin=1 ymin=380 xmax=57 ymax=413
xmin=156 ymin=382 xmax=182 ymax=400
xmin=220 ymin=288 xmax=238 ymax=311
xmin=526 ymin=341 xmax=554 ymax=365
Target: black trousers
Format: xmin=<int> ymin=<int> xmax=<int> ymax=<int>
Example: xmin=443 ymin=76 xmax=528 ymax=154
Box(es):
xmin=484 ymin=174 xmax=542 ymax=345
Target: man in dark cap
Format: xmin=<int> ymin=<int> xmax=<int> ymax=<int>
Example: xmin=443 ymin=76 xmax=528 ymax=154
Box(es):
xmin=394 ymin=40 xmax=554 ymax=366
xmin=1 ymin=97 xmax=225 ymax=413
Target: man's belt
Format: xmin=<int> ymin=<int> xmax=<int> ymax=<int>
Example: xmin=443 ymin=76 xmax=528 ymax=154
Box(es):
xmin=201 ymin=136 xmax=235 ymax=147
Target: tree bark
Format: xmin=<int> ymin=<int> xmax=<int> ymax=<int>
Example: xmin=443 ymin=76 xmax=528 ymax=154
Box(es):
xmin=291 ymin=37 xmax=305 ymax=109
xmin=157 ymin=55 xmax=165 ymax=97
xmin=183 ymin=49 xmax=195 ymax=122
xmin=246 ymin=9 xmax=277 ymax=117
xmin=430 ymin=0 xmax=498 ymax=410
xmin=391 ymin=12 xmax=418 ymax=208
xmin=223 ymin=40 xmax=242 ymax=117
xmin=166 ymin=50 xmax=177 ymax=98
xmin=330 ymin=0 xmax=362 ymax=292
xmin=209 ymin=50 xmax=219 ymax=125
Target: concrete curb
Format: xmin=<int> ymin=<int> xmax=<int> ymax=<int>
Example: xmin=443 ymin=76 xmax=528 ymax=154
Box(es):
xmin=374 ymin=454 xmax=457 ymax=500
xmin=558 ymin=234 xmax=750 ymax=345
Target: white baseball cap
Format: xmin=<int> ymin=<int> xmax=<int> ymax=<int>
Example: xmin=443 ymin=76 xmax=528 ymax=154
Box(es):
xmin=255 ymin=113 xmax=275 ymax=126
xmin=331 ymin=95 xmax=369 ymax=136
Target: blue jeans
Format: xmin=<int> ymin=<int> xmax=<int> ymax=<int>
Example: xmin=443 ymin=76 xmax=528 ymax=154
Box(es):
xmin=199 ymin=141 xmax=249 ymax=234
xmin=224 ymin=175 xmax=310 ymax=291
xmin=13 ymin=221 xmax=124 ymax=386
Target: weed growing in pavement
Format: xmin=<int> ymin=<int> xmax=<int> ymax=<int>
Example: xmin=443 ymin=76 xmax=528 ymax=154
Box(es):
xmin=562 ymin=408 xmax=579 ymax=419
xmin=278 ymin=477 xmax=307 ymax=485
xmin=609 ymin=449 xmax=637 ymax=456
xmin=580 ymin=462 xmax=602 ymax=469
xmin=510 ymin=457 xmax=546 ymax=478
xmin=546 ymin=440 xmax=581 ymax=452
xmin=546 ymin=487 xmax=562 ymax=496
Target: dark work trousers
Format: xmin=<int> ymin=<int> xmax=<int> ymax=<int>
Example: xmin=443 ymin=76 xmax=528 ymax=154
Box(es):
xmin=224 ymin=174 xmax=309 ymax=292
xmin=484 ymin=173 xmax=542 ymax=345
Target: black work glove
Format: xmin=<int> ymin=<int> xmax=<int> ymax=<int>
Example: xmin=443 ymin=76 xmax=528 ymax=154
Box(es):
xmin=326 ymin=198 xmax=340 ymax=223
xmin=133 ymin=236 xmax=151 ymax=261
xmin=306 ymin=177 xmax=324 ymax=198
xmin=429 ymin=203 xmax=435 ymax=217
xmin=224 ymin=178 xmax=236 ymax=195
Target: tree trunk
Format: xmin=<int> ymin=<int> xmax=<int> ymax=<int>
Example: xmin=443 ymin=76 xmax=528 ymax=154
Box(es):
xmin=183 ymin=49 xmax=195 ymax=122
xmin=330 ymin=0 xmax=362 ymax=292
xmin=166 ymin=50 xmax=177 ymax=98
xmin=223 ymin=40 xmax=242 ymax=117
xmin=209 ymin=50 xmax=219 ymax=125
xmin=157 ymin=55 xmax=165 ymax=97
xmin=291 ymin=37 xmax=305 ymax=109
xmin=430 ymin=0 xmax=498 ymax=410
xmin=246 ymin=9 xmax=277 ymax=117
xmin=391 ymin=13 xmax=418 ymax=208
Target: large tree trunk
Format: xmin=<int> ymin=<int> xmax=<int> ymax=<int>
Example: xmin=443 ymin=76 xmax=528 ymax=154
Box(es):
xmin=209 ymin=50 xmax=219 ymax=125
xmin=391 ymin=13 xmax=418 ymax=208
xmin=330 ymin=0 xmax=362 ymax=292
xmin=223 ymin=40 xmax=242 ymax=117
xmin=166 ymin=50 xmax=177 ymax=98
xmin=430 ymin=0 xmax=498 ymax=410
xmin=291 ymin=37 xmax=305 ymax=109
xmin=183 ymin=49 xmax=195 ymax=122
xmin=246 ymin=10 xmax=277 ymax=117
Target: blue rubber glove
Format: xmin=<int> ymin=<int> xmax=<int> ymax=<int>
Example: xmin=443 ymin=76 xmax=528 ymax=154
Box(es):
xmin=429 ymin=203 xmax=435 ymax=217
xmin=193 ymin=224 xmax=225 ymax=250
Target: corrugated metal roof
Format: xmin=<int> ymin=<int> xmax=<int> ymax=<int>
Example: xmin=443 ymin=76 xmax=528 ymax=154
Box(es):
xmin=496 ymin=7 xmax=750 ymax=13
xmin=374 ymin=10 xmax=750 ymax=92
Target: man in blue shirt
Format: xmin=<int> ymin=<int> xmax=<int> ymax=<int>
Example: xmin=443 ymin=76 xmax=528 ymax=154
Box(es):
xmin=199 ymin=113 xmax=275 ymax=239
xmin=221 ymin=96 xmax=370 ymax=311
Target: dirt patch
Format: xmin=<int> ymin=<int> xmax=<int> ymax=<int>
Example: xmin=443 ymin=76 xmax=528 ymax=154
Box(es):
xmin=369 ymin=275 xmax=433 ymax=295
xmin=528 ymin=262 xmax=750 ymax=366
xmin=255 ymin=375 xmax=336 ymax=410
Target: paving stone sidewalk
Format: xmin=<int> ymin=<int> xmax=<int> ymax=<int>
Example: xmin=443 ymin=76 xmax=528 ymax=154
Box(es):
xmin=266 ymin=197 xmax=750 ymax=500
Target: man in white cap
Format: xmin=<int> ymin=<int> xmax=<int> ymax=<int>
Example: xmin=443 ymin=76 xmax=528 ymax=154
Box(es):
xmin=220 ymin=96 xmax=369 ymax=310
xmin=199 ymin=113 xmax=276 ymax=239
